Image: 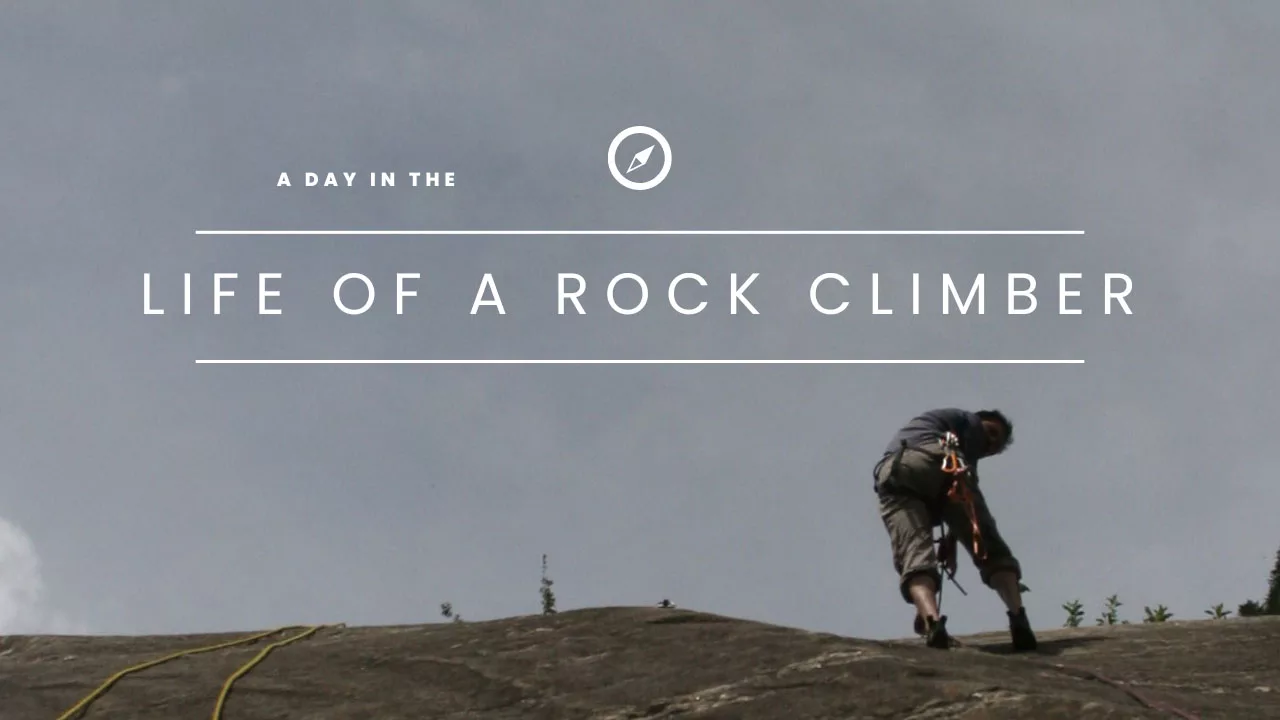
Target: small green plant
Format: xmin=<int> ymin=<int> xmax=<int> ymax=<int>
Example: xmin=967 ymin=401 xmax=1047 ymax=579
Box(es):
xmin=1095 ymin=594 xmax=1123 ymax=626
xmin=1238 ymin=599 xmax=1265 ymax=617
xmin=540 ymin=554 xmax=557 ymax=615
xmin=1142 ymin=604 xmax=1173 ymax=623
xmin=440 ymin=602 xmax=457 ymax=622
xmin=440 ymin=602 xmax=463 ymax=623
xmin=1204 ymin=603 xmax=1232 ymax=620
xmin=1062 ymin=599 xmax=1085 ymax=628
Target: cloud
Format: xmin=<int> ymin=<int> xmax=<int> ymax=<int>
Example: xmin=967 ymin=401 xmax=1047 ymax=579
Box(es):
xmin=0 ymin=517 xmax=82 ymax=635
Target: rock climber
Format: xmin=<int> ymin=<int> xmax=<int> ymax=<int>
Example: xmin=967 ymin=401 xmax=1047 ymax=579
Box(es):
xmin=872 ymin=407 xmax=1037 ymax=651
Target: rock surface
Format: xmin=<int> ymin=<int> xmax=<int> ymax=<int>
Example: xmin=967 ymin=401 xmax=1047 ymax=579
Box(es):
xmin=3 ymin=607 xmax=1277 ymax=719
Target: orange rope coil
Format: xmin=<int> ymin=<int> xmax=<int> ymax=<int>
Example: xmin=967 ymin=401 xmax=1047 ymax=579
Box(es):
xmin=939 ymin=432 xmax=987 ymax=561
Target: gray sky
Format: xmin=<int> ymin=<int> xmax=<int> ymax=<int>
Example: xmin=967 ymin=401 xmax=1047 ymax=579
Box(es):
xmin=2 ymin=1 xmax=1277 ymax=640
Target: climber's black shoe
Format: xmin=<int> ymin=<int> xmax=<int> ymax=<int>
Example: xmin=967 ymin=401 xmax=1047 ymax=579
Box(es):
xmin=923 ymin=614 xmax=951 ymax=649
xmin=1009 ymin=607 xmax=1037 ymax=652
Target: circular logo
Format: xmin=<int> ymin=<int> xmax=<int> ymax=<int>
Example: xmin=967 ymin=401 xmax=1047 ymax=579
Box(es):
xmin=608 ymin=126 xmax=672 ymax=191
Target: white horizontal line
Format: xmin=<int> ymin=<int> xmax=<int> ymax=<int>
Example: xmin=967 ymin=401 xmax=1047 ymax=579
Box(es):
xmin=195 ymin=359 xmax=1085 ymax=365
xmin=193 ymin=230 xmax=1084 ymax=236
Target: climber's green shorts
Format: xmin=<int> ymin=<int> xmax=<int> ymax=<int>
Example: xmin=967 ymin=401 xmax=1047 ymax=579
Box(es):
xmin=873 ymin=446 xmax=1022 ymax=604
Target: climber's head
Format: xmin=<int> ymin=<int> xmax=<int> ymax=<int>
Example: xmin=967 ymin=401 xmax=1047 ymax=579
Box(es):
xmin=976 ymin=409 xmax=1013 ymax=455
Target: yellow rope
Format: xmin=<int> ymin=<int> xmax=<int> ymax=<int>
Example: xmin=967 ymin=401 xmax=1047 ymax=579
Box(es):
xmin=209 ymin=625 xmax=323 ymax=720
xmin=54 ymin=626 xmax=296 ymax=720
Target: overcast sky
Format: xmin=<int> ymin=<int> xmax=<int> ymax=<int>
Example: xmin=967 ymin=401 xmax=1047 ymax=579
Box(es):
xmin=2 ymin=1 xmax=1277 ymax=641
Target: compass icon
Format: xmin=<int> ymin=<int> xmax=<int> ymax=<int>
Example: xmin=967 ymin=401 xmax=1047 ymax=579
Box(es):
xmin=608 ymin=126 xmax=672 ymax=191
